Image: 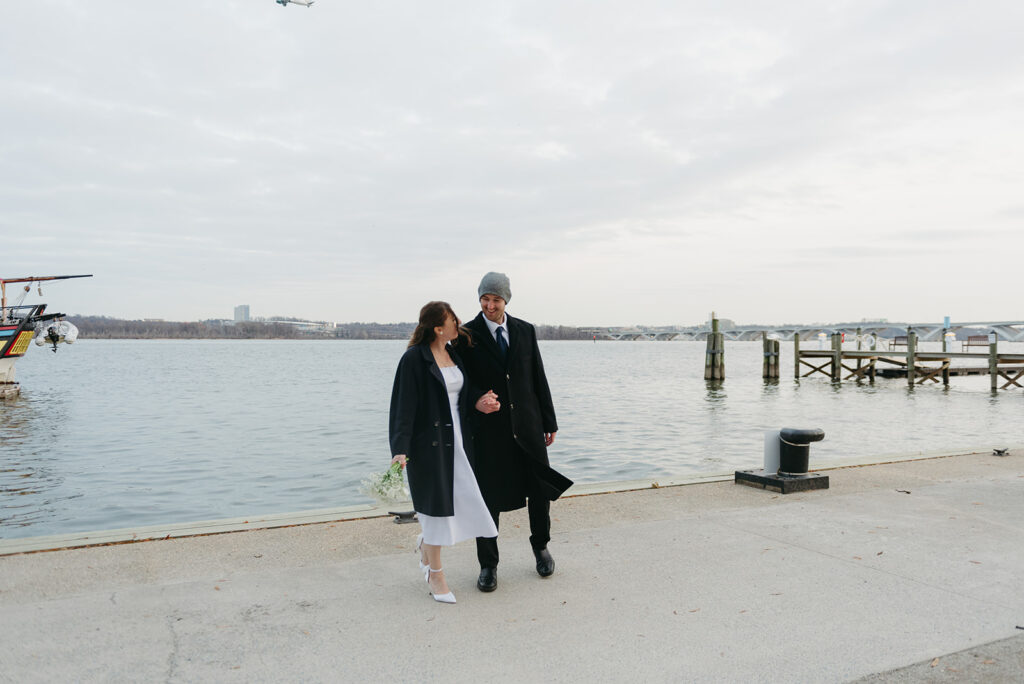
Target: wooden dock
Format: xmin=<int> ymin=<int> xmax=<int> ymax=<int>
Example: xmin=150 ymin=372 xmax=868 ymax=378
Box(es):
xmin=873 ymin=364 xmax=990 ymax=379
xmin=795 ymin=332 xmax=1024 ymax=390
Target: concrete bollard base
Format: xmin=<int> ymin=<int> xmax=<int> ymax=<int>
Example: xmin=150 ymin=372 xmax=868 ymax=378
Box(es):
xmin=734 ymin=469 xmax=829 ymax=494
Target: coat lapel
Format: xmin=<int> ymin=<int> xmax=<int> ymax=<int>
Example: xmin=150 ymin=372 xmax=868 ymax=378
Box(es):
xmin=419 ymin=344 xmax=444 ymax=386
xmin=470 ymin=312 xmax=505 ymax=366
xmin=504 ymin=315 xmax=518 ymax=362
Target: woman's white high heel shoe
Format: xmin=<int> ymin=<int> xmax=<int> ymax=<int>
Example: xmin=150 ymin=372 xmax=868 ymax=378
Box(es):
xmin=427 ymin=567 xmax=456 ymax=604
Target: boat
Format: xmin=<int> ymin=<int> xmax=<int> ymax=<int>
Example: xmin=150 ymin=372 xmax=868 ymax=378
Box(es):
xmin=1 ymin=274 xmax=92 ymax=399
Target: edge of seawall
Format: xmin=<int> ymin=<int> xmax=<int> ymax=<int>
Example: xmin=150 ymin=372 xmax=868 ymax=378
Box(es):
xmin=1 ymin=444 xmax=1017 ymax=557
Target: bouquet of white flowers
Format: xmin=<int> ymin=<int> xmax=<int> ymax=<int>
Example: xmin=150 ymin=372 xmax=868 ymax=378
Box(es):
xmin=361 ymin=460 xmax=410 ymax=504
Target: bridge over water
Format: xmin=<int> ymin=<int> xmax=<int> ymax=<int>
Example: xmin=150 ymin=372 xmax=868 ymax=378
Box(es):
xmin=579 ymin=321 xmax=1024 ymax=343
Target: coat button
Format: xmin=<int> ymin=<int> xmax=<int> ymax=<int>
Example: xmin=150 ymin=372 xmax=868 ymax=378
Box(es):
xmin=434 ymin=421 xmax=439 ymax=427
xmin=513 ymin=433 xmax=517 ymax=439
xmin=510 ymin=402 xmax=515 ymax=409
xmin=432 ymin=441 xmax=438 ymax=447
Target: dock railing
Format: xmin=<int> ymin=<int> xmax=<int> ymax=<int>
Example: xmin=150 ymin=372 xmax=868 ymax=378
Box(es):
xmin=796 ymin=330 xmax=1024 ymax=390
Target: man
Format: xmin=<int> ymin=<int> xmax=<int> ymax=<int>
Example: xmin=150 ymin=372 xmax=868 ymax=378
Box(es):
xmin=459 ymin=271 xmax=572 ymax=593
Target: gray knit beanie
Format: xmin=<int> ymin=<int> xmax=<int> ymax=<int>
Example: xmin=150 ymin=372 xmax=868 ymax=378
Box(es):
xmin=478 ymin=271 xmax=511 ymax=303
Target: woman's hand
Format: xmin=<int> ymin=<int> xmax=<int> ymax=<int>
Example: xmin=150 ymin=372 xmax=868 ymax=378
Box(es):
xmin=475 ymin=390 xmax=501 ymax=414
xmin=391 ymin=454 xmax=407 ymax=469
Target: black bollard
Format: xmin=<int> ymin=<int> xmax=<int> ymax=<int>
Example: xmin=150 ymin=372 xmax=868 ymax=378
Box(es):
xmin=735 ymin=427 xmax=829 ymax=494
xmin=778 ymin=428 xmax=825 ymax=476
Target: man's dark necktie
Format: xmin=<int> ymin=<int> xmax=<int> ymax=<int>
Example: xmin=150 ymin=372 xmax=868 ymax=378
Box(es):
xmin=496 ymin=326 xmax=508 ymax=359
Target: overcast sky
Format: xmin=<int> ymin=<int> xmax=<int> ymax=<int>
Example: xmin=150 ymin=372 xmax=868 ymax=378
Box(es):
xmin=3 ymin=1 xmax=1022 ymax=327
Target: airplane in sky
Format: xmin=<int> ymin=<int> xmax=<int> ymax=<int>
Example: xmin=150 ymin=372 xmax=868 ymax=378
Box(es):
xmin=276 ymin=0 xmax=314 ymax=7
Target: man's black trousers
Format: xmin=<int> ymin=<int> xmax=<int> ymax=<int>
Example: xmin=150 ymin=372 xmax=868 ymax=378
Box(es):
xmin=476 ymin=497 xmax=550 ymax=569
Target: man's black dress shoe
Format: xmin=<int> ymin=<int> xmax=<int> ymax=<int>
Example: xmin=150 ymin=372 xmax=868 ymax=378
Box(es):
xmin=477 ymin=567 xmax=497 ymax=592
xmin=534 ymin=548 xmax=555 ymax=577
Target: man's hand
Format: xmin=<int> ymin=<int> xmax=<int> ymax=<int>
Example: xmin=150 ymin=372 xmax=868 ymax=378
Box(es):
xmin=544 ymin=432 xmax=556 ymax=447
xmin=390 ymin=454 xmax=407 ymax=469
xmin=475 ymin=390 xmax=501 ymax=414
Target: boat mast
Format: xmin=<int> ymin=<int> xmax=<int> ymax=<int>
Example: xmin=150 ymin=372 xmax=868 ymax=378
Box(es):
xmin=0 ymin=275 xmax=93 ymax=322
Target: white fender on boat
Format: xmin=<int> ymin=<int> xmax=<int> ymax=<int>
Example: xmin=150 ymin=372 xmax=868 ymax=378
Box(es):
xmin=33 ymin=320 xmax=79 ymax=346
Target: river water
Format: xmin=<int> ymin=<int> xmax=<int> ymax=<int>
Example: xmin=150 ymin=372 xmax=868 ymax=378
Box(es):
xmin=1 ymin=339 xmax=1021 ymax=539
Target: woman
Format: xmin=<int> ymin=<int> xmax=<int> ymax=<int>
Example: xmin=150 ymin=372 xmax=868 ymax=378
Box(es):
xmin=389 ymin=301 xmax=500 ymax=604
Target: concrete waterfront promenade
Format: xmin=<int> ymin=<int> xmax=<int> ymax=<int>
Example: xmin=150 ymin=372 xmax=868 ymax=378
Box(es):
xmin=2 ymin=450 xmax=1024 ymax=682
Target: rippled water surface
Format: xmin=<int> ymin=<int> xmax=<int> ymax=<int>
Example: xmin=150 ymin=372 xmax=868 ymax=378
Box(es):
xmin=2 ymin=339 xmax=1021 ymax=538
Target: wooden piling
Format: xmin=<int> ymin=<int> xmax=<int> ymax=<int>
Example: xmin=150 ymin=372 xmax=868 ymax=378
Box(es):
xmin=831 ymin=333 xmax=842 ymax=382
xmin=704 ymin=319 xmax=713 ymax=380
xmin=793 ymin=332 xmax=801 ymax=379
xmin=762 ymin=333 xmax=779 ymax=379
xmin=907 ymin=330 xmax=917 ymax=386
xmin=942 ymin=329 xmax=951 ymax=385
xmin=989 ymin=336 xmax=998 ymax=390
xmin=855 ymin=327 xmax=863 ymax=376
xmin=762 ymin=333 xmax=769 ymax=378
xmin=704 ymin=315 xmax=725 ymax=381
xmin=718 ymin=330 xmax=725 ymax=379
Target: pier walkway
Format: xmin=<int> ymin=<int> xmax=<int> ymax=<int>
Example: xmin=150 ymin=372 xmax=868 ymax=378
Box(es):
xmin=2 ymin=449 xmax=1023 ymax=682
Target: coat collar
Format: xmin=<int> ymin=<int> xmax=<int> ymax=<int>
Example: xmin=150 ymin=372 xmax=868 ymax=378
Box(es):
xmin=470 ymin=311 xmax=514 ymax=365
xmin=417 ymin=342 xmax=463 ymax=385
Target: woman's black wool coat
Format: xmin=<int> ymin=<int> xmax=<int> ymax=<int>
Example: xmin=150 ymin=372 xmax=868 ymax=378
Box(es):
xmin=388 ymin=343 xmax=483 ymax=517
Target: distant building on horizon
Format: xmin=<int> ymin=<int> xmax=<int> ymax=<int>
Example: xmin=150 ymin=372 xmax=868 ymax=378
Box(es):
xmin=234 ymin=305 xmax=250 ymax=322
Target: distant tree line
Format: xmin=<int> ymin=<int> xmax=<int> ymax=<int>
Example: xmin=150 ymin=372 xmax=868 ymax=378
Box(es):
xmin=72 ymin=316 xmax=302 ymax=339
xmin=535 ymin=325 xmax=589 ymax=340
xmin=71 ymin=316 xmax=1000 ymax=342
xmin=332 ymin=323 xmax=588 ymax=341
xmin=332 ymin=322 xmax=415 ymax=340
xmin=69 ymin=316 xmax=589 ymax=341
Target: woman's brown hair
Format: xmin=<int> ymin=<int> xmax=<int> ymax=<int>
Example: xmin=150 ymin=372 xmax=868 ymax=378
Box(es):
xmin=408 ymin=301 xmax=473 ymax=348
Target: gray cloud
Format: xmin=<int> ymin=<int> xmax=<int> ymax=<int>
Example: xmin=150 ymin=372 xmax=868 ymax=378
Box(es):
xmin=3 ymin=1 xmax=1023 ymax=324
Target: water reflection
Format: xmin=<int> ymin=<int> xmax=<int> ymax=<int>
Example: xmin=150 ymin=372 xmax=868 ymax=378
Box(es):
xmin=703 ymin=381 xmax=727 ymax=403
xmin=0 ymin=391 xmax=70 ymax=534
xmin=1 ymin=393 xmax=33 ymax=443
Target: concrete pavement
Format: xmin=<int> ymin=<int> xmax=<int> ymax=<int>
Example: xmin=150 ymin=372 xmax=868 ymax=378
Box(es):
xmin=2 ymin=450 xmax=1023 ymax=682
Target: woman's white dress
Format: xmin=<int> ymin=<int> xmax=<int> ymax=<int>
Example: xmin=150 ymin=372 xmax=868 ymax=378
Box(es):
xmin=417 ymin=366 xmax=498 ymax=546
